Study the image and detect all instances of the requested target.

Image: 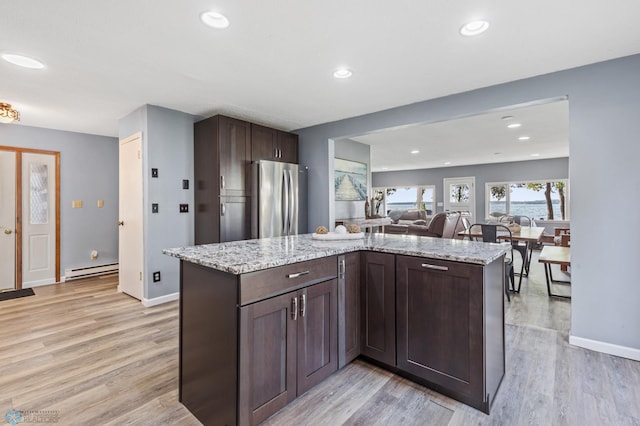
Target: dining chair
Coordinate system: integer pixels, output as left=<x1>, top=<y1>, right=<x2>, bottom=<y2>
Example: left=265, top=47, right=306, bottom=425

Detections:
left=468, top=223, right=515, bottom=301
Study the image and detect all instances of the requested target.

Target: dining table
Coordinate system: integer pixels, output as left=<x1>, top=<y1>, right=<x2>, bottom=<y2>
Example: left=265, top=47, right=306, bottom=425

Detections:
left=461, top=226, right=546, bottom=292
left=538, top=245, right=571, bottom=298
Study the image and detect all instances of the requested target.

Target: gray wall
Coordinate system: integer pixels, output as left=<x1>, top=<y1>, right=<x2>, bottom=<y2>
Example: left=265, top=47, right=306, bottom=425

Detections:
left=295, top=54, right=640, bottom=355
left=334, top=138, right=371, bottom=221
left=119, top=105, right=195, bottom=301
left=372, top=157, right=569, bottom=219
left=0, top=124, right=118, bottom=271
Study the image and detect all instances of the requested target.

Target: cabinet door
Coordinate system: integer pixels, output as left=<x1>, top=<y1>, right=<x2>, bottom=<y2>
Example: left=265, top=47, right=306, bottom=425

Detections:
left=297, top=279, right=338, bottom=394
left=396, top=255, right=484, bottom=399
left=277, top=131, right=298, bottom=164
left=360, top=252, right=396, bottom=366
left=251, top=123, right=277, bottom=162
left=338, top=253, right=360, bottom=368
left=239, top=292, right=298, bottom=426
left=219, top=116, right=251, bottom=196
left=220, top=196, right=250, bottom=242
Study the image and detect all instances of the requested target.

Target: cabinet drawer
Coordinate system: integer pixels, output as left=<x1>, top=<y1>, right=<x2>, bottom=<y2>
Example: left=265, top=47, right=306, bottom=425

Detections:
left=240, top=257, right=337, bottom=306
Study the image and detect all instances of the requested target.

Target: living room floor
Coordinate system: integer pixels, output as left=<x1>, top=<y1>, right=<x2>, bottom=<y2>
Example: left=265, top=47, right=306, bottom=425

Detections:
left=0, top=250, right=638, bottom=425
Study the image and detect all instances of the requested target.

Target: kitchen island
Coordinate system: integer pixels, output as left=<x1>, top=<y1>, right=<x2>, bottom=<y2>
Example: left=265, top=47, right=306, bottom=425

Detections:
left=164, top=233, right=507, bottom=425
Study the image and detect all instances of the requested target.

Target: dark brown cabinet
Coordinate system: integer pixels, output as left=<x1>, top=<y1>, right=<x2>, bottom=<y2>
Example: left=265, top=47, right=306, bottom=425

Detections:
left=396, top=255, right=505, bottom=413
left=194, top=115, right=251, bottom=243
left=338, top=252, right=360, bottom=368
left=251, top=123, right=298, bottom=164
left=239, top=278, right=337, bottom=425
left=360, top=251, right=396, bottom=366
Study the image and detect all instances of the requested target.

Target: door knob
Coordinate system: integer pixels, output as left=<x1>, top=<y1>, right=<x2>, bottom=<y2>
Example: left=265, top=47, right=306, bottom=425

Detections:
left=118, top=221, right=124, bottom=226
left=4, top=229, right=12, bottom=235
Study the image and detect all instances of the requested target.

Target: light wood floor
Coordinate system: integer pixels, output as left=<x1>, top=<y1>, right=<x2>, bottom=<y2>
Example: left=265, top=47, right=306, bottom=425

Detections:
left=0, top=253, right=638, bottom=425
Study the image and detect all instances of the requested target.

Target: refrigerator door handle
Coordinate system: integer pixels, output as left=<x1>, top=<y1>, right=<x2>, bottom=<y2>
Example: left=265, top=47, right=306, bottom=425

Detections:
left=282, top=169, right=289, bottom=234
left=288, top=169, right=295, bottom=235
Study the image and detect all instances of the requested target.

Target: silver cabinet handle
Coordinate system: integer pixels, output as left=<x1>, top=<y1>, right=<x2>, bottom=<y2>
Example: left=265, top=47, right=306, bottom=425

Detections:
left=292, top=296, right=298, bottom=320
left=287, top=271, right=310, bottom=279
left=220, top=175, right=225, bottom=189
left=338, top=259, right=346, bottom=279
left=300, top=294, right=306, bottom=317
left=221, top=203, right=226, bottom=216
left=421, top=263, right=449, bottom=271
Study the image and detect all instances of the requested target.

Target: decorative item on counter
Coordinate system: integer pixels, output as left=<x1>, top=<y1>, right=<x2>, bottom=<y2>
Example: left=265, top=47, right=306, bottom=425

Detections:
left=370, top=197, right=375, bottom=217
left=364, top=199, right=370, bottom=218
left=315, top=226, right=329, bottom=234
left=334, top=225, right=347, bottom=234
left=346, top=224, right=361, bottom=233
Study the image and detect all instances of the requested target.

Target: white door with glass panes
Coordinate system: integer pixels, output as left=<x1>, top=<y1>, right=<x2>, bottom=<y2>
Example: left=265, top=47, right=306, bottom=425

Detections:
left=22, top=152, right=57, bottom=286
left=443, top=177, right=475, bottom=223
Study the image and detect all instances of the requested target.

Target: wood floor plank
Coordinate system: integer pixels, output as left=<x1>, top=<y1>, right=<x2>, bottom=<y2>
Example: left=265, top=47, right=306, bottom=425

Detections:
left=0, top=254, right=638, bottom=426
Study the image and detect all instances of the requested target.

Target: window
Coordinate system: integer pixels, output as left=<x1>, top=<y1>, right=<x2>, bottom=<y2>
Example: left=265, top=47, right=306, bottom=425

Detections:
left=373, top=185, right=435, bottom=216
left=486, top=180, right=569, bottom=220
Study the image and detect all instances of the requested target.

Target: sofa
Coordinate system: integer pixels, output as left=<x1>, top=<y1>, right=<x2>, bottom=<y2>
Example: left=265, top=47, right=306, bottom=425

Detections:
left=384, top=209, right=431, bottom=234
left=407, top=211, right=469, bottom=239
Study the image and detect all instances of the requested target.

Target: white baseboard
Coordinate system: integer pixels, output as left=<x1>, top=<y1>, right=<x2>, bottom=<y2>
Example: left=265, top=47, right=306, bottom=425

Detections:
left=142, top=292, right=179, bottom=307
left=569, top=335, right=640, bottom=361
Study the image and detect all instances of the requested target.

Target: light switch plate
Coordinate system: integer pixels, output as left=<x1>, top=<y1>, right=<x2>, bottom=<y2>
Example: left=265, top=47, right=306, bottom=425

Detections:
left=72, top=200, right=83, bottom=208
left=152, top=203, right=159, bottom=213
left=151, top=168, right=158, bottom=178
left=97, top=199, right=104, bottom=208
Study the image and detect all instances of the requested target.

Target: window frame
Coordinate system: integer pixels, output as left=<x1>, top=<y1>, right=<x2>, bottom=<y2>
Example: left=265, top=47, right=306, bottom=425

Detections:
left=485, top=179, right=570, bottom=221
left=373, top=185, right=436, bottom=216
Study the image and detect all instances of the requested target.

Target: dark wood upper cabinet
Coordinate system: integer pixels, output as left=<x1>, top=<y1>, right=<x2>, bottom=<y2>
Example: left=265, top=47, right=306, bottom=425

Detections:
left=251, top=123, right=298, bottom=164
left=360, top=251, right=396, bottom=366
left=194, top=115, right=251, bottom=244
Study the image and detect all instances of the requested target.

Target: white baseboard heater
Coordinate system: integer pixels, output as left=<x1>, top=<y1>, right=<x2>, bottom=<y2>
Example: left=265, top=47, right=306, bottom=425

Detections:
left=64, top=262, right=119, bottom=280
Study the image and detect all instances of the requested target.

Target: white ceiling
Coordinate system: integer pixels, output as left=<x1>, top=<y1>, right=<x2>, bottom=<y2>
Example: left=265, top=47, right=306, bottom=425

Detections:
left=2, top=1, right=639, bottom=164
left=352, top=99, right=570, bottom=171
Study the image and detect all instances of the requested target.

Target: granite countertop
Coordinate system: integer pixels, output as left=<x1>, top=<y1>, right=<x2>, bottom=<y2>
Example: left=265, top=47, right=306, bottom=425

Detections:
left=163, top=233, right=508, bottom=275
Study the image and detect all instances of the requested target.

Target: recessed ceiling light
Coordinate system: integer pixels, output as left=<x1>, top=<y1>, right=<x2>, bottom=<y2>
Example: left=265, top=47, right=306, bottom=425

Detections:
left=333, top=68, right=353, bottom=79
left=518, top=136, right=531, bottom=141
left=2, top=53, right=45, bottom=69
left=444, top=161, right=452, bottom=165
left=410, top=150, right=420, bottom=154
left=507, top=123, right=521, bottom=129
left=460, top=20, right=489, bottom=36
left=381, top=167, right=389, bottom=170
left=200, top=11, right=230, bottom=29
left=531, top=153, right=540, bottom=157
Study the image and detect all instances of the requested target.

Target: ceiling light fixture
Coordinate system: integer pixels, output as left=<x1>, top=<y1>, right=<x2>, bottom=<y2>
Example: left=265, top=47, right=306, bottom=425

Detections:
left=410, top=150, right=420, bottom=154
left=460, top=20, right=489, bottom=36
left=531, top=153, right=540, bottom=157
left=0, top=102, right=20, bottom=124
left=200, top=11, right=230, bottom=29
left=518, top=136, right=531, bottom=141
left=1, top=53, right=45, bottom=69
left=507, top=123, right=521, bottom=129
left=333, top=68, right=353, bottom=79
left=444, top=161, right=452, bottom=165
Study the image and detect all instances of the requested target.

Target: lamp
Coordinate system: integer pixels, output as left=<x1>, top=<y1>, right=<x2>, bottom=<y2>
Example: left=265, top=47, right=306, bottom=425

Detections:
left=0, top=102, right=20, bottom=124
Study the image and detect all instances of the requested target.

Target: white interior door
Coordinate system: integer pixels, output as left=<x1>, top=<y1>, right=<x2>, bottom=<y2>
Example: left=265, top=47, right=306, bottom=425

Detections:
left=22, top=152, right=57, bottom=287
left=443, top=176, right=476, bottom=223
left=0, top=151, right=17, bottom=291
left=118, top=133, right=143, bottom=300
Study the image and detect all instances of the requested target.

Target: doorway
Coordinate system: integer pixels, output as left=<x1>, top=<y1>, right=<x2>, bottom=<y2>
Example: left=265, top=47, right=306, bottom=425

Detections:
left=443, top=176, right=476, bottom=223
left=0, top=146, right=60, bottom=290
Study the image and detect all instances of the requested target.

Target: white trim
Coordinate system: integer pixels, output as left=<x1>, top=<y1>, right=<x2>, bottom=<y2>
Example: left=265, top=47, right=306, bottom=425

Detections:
left=142, top=292, right=179, bottom=307
left=569, top=335, right=640, bottom=361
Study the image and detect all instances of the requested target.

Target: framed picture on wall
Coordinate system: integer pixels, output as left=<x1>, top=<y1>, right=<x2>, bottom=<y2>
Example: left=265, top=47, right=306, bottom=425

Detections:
left=335, top=158, right=367, bottom=201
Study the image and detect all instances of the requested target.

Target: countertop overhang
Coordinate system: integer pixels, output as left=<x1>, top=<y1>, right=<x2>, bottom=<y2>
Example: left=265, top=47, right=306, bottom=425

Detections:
left=163, top=234, right=508, bottom=275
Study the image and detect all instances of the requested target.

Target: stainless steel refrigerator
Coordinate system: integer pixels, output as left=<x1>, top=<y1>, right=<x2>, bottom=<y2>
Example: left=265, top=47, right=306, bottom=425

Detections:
left=252, top=160, right=299, bottom=238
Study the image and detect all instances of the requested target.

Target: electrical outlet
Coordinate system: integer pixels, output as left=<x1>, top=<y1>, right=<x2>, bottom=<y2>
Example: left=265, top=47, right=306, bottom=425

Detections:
left=182, top=179, right=189, bottom=189
left=179, top=204, right=189, bottom=213
left=153, top=271, right=161, bottom=282
left=151, top=168, right=158, bottom=178
left=152, top=203, right=159, bottom=213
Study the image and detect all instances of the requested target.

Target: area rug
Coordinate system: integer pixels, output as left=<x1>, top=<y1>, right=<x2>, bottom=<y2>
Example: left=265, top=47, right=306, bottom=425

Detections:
left=0, top=288, right=35, bottom=302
